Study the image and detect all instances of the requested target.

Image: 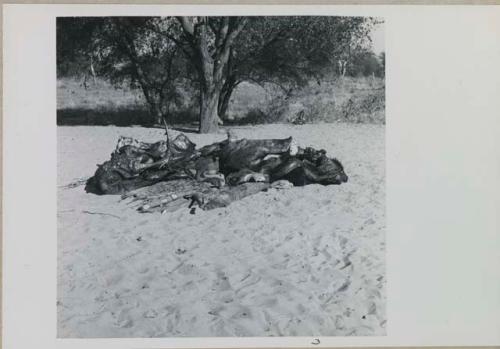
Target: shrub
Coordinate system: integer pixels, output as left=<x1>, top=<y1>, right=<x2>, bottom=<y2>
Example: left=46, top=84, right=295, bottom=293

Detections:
left=340, top=87, right=385, bottom=123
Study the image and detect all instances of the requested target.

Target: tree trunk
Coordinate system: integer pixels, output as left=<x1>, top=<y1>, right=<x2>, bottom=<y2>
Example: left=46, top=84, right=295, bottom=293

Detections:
left=145, top=98, right=164, bottom=125
left=90, top=56, right=97, bottom=85
left=218, top=91, right=231, bottom=120
left=218, top=78, right=237, bottom=120
left=155, top=110, right=164, bottom=125
left=199, top=86, right=220, bottom=133
left=176, top=16, right=247, bottom=133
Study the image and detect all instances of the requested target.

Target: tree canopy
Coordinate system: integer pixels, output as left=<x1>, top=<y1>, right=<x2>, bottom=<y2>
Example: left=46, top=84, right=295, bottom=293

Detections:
left=57, top=16, right=380, bottom=133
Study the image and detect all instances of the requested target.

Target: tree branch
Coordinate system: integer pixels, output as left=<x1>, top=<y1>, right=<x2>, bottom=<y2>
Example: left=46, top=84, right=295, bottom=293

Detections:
left=212, top=17, right=248, bottom=87
left=176, top=16, right=194, bottom=36
left=224, top=17, right=248, bottom=48
left=215, top=17, right=229, bottom=56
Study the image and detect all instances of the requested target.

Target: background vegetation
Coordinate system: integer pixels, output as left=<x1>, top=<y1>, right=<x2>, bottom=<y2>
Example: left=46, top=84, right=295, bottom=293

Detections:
left=57, top=16, right=385, bottom=131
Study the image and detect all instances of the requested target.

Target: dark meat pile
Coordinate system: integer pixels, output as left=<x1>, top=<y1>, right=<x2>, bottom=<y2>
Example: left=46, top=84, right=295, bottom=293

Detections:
left=85, top=132, right=348, bottom=211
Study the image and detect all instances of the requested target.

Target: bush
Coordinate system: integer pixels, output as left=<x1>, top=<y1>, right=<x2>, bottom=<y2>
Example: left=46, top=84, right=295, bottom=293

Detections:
left=57, top=75, right=385, bottom=127
left=254, top=76, right=385, bottom=125
left=339, top=87, right=385, bottom=123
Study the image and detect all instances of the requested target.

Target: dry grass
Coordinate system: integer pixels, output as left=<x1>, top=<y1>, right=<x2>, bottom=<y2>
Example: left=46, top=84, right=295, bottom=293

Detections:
left=57, top=75, right=384, bottom=127
left=57, top=78, right=145, bottom=110
left=226, top=77, right=385, bottom=125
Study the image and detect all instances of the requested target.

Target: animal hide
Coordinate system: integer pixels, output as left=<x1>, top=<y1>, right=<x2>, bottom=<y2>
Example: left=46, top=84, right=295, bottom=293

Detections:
left=86, top=133, right=348, bottom=212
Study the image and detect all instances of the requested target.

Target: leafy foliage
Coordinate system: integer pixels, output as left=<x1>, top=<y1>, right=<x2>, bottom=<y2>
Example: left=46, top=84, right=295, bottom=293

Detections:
left=349, top=50, right=384, bottom=77
left=57, top=16, right=382, bottom=129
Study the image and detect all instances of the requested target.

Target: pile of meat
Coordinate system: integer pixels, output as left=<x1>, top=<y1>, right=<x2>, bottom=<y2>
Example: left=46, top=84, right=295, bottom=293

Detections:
left=85, top=132, right=348, bottom=212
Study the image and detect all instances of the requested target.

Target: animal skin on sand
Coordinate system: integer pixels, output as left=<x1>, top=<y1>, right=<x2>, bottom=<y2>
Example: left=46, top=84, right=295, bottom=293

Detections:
left=87, top=132, right=348, bottom=211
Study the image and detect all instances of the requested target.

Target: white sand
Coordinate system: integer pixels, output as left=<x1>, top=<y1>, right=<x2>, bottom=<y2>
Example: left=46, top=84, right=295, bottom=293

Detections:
left=57, top=123, right=385, bottom=337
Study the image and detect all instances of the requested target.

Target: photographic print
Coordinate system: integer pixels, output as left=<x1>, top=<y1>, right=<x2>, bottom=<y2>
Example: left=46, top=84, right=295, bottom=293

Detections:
left=57, top=15, right=386, bottom=338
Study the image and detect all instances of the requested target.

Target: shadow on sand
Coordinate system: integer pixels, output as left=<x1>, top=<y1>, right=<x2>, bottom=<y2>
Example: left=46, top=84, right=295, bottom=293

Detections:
left=57, top=107, right=200, bottom=129
left=57, top=107, right=276, bottom=131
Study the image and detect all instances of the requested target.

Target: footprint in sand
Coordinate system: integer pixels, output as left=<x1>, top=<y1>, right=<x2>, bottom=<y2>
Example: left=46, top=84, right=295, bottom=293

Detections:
left=208, top=304, right=226, bottom=316
left=321, top=199, right=332, bottom=206
left=336, top=278, right=351, bottom=292
left=143, top=309, right=158, bottom=318
left=102, top=271, right=124, bottom=287
left=283, top=198, right=293, bottom=207
left=235, top=273, right=261, bottom=294
left=367, top=302, right=377, bottom=315
left=114, top=310, right=134, bottom=328
left=364, top=217, right=376, bottom=225
left=221, top=294, right=234, bottom=304
left=230, top=305, right=253, bottom=321
left=177, top=263, right=195, bottom=275
left=212, top=270, right=232, bottom=292
left=137, top=266, right=150, bottom=274
left=340, top=251, right=354, bottom=270
left=181, top=280, right=196, bottom=291
left=260, top=297, right=278, bottom=308
left=136, top=219, right=150, bottom=226
left=339, top=236, right=349, bottom=249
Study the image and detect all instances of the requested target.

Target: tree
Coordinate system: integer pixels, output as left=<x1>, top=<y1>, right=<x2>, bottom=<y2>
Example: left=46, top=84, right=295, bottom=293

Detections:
left=349, top=50, right=383, bottom=77
left=149, top=16, right=373, bottom=131
left=174, top=17, right=248, bottom=133
left=99, top=18, right=187, bottom=125
left=57, top=16, right=376, bottom=133
left=57, top=17, right=186, bottom=125
left=57, top=17, right=103, bottom=84
left=213, top=16, right=375, bottom=119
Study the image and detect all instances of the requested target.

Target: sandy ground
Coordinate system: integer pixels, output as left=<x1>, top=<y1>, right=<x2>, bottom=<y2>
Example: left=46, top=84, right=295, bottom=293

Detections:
left=57, top=123, right=385, bottom=337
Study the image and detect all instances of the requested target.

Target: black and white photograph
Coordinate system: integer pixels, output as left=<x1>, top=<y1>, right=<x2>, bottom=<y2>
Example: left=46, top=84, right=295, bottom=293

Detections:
left=4, top=3, right=500, bottom=349
left=56, top=15, right=386, bottom=338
